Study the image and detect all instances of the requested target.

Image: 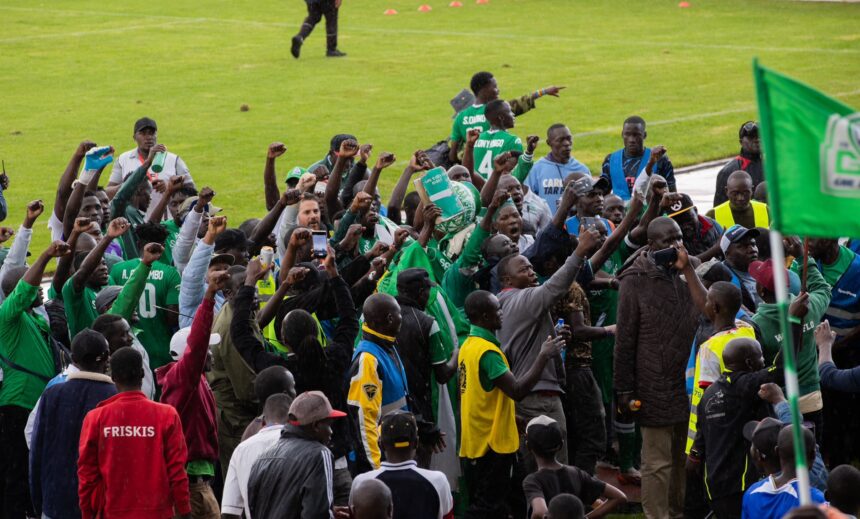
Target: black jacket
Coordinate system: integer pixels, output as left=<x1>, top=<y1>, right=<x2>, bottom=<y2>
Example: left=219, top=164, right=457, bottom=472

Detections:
left=248, top=425, right=334, bottom=519
left=231, top=276, right=358, bottom=460
left=713, top=153, right=764, bottom=206
left=395, top=295, right=438, bottom=423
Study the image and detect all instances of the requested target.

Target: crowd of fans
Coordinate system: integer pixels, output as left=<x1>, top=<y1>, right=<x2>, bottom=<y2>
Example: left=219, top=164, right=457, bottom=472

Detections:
left=1, top=71, right=860, bottom=519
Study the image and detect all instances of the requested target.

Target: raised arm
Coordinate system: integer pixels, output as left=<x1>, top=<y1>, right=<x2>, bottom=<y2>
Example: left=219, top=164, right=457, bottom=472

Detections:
left=170, top=268, right=225, bottom=390
left=387, top=151, right=428, bottom=225
left=362, top=151, right=396, bottom=199
left=148, top=176, right=185, bottom=224
left=628, top=177, right=669, bottom=246
left=264, top=142, right=286, bottom=211
left=178, top=215, right=227, bottom=328
left=325, top=140, right=359, bottom=217
left=63, top=146, right=114, bottom=238
left=53, top=140, right=96, bottom=221
left=339, top=146, right=371, bottom=210
left=493, top=335, right=565, bottom=401
left=111, top=145, right=161, bottom=219
left=250, top=189, right=300, bottom=248
left=679, top=246, right=708, bottom=316
left=589, top=195, right=644, bottom=272
left=511, top=135, right=539, bottom=184
left=463, top=128, right=482, bottom=190
left=109, top=243, right=163, bottom=320
left=52, top=217, right=95, bottom=295
left=479, top=152, right=517, bottom=208
left=172, top=187, right=213, bottom=273
left=231, top=259, right=289, bottom=371
left=71, top=218, right=128, bottom=293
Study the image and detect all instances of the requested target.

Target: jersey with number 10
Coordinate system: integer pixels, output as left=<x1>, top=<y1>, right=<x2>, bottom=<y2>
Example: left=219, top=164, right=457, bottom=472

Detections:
left=472, top=129, right=524, bottom=179
left=109, top=259, right=181, bottom=369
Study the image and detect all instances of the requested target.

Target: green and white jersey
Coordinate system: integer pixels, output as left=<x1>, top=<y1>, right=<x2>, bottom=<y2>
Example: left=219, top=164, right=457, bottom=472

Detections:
left=472, top=128, right=524, bottom=179
left=109, top=258, right=181, bottom=369
left=450, top=104, right=489, bottom=144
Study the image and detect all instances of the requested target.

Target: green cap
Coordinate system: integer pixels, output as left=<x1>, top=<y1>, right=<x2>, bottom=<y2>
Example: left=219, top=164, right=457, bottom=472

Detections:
left=285, top=166, right=307, bottom=184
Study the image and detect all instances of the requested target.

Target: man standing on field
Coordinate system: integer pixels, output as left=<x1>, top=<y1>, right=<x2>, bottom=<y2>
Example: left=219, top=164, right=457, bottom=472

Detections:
left=291, top=0, right=346, bottom=58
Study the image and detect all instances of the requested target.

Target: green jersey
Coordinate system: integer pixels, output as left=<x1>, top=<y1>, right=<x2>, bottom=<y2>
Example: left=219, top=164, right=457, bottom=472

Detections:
left=162, top=219, right=181, bottom=267
left=62, top=278, right=101, bottom=339
left=450, top=104, right=489, bottom=144
left=473, top=129, right=523, bottom=179
left=109, top=259, right=181, bottom=368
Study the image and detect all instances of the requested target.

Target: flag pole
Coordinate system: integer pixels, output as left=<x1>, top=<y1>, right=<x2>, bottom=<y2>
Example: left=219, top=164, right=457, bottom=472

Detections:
left=768, top=229, right=812, bottom=505
left=801, top=238, right=809, bottom=293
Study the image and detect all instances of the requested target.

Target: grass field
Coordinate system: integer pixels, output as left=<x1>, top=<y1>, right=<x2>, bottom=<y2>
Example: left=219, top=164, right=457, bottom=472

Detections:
left=1, top=0, right=859, bottom=258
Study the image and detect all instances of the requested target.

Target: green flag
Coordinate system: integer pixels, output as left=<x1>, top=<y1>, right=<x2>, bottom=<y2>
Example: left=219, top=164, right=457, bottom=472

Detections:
left=754, top=60, right=860, bottom=238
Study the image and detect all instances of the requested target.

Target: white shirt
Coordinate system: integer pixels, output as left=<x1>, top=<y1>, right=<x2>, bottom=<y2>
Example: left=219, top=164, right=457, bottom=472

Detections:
left=350, top=460, right=454, bottom=519
left=221, top=424, right=284, bottom=518
left=109, top=148, right=193, bottom=220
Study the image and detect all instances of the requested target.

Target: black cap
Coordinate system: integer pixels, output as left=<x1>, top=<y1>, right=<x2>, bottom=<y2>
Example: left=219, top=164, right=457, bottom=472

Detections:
left=330, top=134, right=357, bottom=152
left=397, top=268, right=436, bottom=289
left=526, top=415, right=564, bottom=453
left=380, top=411, right=418, bottom=448
left=739, top=121, right=759, bottom=139
left=569, top=175, right=610, bottom=197
left=666, top=193, right=695, bottom=218
left=743, top=417, right=783, bottom=455
left=134, top=117, right=158, bottom=134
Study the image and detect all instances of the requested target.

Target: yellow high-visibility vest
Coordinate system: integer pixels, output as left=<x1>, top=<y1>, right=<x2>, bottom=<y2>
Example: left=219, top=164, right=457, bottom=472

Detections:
left=713, top=200, right=770, bottom=229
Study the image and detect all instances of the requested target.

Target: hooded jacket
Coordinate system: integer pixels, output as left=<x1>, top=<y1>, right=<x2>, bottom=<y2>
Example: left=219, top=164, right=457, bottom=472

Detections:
left=77, top=391, right=190, bottom=519
left=247, top=424, right=335, bottom=519
left=156, top=297, right=219, bottom=464
left=30, top=371, right=117, bottom=519
left=614, top=248, right=700, bottom=427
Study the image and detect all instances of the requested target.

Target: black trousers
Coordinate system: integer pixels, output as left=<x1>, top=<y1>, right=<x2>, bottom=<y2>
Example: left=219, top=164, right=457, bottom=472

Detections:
left=298, top=0, right=339, bottom=51
left=565, top=366, right=607, bottom=476
left=0, top=405, right=33, bottom=518
left=683, top=469, right=711, bottom=519
left=708, top=492, right=743, bottom=519
left=463, top=450, right=516, bottom=519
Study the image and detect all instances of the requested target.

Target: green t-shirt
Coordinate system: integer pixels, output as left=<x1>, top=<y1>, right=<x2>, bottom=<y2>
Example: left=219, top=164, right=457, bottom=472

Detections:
left=473, top=129, right=523, bottom=179
left=62, top=278, right=101, bottom=339
left=819, top=245, right=855, bottom=287
left=478, top=350, right=509, bottom=392
left=162, top=219, right=181, bottom=267
left=450, top=104, right=489, bottom=144
left=109, top=259, right=181, bottom=369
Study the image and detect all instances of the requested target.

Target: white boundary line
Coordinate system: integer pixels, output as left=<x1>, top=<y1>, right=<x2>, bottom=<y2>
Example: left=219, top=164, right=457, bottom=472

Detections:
left=0, top=19, right=199, bottom=44
left=1, top=5, right=858, bottom=54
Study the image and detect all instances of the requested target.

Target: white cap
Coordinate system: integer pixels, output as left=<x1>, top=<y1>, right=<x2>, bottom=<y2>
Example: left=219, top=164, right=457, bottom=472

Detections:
left=169, top=327, right=221, bottom=360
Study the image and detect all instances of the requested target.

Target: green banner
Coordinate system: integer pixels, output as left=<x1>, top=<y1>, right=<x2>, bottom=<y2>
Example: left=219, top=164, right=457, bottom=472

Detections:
left=754, top=60, right=860, bottom=238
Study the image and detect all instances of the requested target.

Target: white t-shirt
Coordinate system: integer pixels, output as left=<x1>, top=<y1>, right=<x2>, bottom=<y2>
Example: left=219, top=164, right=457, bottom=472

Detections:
left=221, top=424, right=283, bottom=518
left=109, top=148, right=193, bottom=219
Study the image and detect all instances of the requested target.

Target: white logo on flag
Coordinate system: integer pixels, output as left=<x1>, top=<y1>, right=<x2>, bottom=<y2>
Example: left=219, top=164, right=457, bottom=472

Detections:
left=822, top=113, right=860, bottom=198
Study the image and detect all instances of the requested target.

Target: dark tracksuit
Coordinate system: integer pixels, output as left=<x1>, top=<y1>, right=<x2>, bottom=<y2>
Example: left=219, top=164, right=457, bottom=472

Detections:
left=297, top=0, right=339, bottom=52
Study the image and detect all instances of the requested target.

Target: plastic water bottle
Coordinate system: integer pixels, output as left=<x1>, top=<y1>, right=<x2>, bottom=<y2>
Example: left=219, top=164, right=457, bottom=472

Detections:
left=555, top=318, right=566, bottom=361
left=151, top=151, right=167, bottom=173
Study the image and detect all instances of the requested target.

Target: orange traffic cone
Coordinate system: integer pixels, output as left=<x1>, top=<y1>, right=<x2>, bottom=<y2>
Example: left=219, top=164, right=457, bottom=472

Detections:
left=384, top=8, right=398, bottom=14
left=449, top=1, right=463, bottom=6
left=476, top=0, right=489, bottom=4
left=418, top=4, right=432, bottom=11
left=678, top=1, right=690, bottom=6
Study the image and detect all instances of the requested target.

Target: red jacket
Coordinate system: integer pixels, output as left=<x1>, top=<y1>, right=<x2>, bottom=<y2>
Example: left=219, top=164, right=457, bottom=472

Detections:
left=156, top=297, right=219, bottom=463
left=77, top=391, right=190, bottom=519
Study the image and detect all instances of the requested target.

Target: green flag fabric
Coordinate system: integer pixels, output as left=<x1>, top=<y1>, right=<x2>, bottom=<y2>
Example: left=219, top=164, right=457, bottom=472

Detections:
left=754, top=60, right=860, bottom=238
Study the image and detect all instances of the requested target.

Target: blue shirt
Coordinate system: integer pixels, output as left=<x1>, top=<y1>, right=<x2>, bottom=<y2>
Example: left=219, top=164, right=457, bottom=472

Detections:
left=525, top=156, right=590, bottom=210
left=742, top=477, right=826, bottom=519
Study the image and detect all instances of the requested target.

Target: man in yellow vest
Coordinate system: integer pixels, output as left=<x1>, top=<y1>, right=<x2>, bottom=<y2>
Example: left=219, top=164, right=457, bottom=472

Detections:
left=458, top=290, right=564, bottom=519
left=707, top=170, right=769, bottom=230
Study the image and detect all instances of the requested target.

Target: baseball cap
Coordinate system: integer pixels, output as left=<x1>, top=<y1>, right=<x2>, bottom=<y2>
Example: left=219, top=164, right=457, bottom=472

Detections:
left=719, top=224, right=760, bottom=254
left=209, top=253, right=235, bottom=268
left=285, top=166, right=307, bottom=184
left=666, top=194, right=695, bottom=218
left=739, top=121, right=759, bottom=139
left=169, top=327, right=221, bottom=360
left=397, top=268, right=436, bottom=289
left=743, top=417, right=783, bottom=455
left=94, top=286, right=123, bottom=314
left=178, top=196, right=222, bottom=216
left=749, top=259, right=789, bottom=293
left=569, top=175, right=610, bottom=197
left=134, top=117, right=158, bottom=134
left=380, top=411, right=418, bottom=448
left=526, top=415, right=564, bottom=453
left=289, top=390, right=347, bottom=425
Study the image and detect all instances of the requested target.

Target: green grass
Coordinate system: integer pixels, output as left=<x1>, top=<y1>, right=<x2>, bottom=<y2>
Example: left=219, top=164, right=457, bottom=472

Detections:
left=1, top=0, right=859, bottom=259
